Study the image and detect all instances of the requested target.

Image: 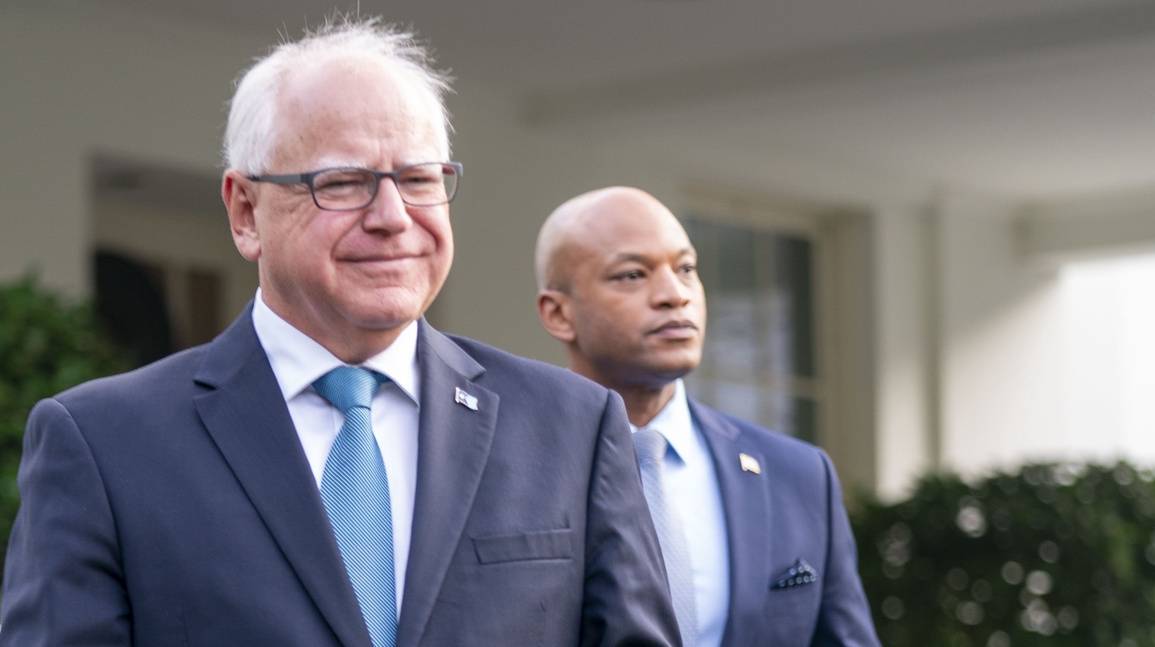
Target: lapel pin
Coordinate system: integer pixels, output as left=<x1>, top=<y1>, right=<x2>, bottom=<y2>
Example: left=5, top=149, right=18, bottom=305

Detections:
left=739, top=452, right=762, bottom=475
left=454, top=387, right=479, bottom=411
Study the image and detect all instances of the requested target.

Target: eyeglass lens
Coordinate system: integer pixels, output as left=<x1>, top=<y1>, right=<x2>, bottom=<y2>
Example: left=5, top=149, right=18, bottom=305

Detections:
left=312, top=163, right=458, bottom=208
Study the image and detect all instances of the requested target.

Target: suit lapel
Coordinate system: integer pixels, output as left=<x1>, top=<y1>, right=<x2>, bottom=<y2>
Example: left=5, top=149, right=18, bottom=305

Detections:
left=396, top=322, right=499, bottom=647
left=192, top=308, right=373, bottom=647
left=690, top=400, right=773, bottom=647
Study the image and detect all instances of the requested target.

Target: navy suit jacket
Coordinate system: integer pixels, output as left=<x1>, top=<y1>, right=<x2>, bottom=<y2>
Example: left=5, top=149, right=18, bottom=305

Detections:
left=689, top=400, right=879, bottom=647
left=0, top=310, right=679, bottom=647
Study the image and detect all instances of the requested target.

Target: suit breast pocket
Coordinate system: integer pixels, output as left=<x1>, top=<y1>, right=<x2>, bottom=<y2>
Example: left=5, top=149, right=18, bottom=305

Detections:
left=471, top=528, right=574, bottom=565
left=431, top=528, right=579, bottom=645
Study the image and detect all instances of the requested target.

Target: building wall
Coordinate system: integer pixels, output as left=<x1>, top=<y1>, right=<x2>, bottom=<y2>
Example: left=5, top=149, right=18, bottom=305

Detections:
left=0, top=1, right=253, bottom=295
left=7, top=0, right=1155, bottom=497
left=0, top=0, right=676, bottom=366
left=935, top=194, right=1069, bottom=475
left=929, top=192, right=1155, bottom=481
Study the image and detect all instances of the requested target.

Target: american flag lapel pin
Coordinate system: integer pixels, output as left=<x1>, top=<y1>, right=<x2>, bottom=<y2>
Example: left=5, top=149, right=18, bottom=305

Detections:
left=454, top=386, right=479, bottom=411
left=739, top=452, right=762, bottom=474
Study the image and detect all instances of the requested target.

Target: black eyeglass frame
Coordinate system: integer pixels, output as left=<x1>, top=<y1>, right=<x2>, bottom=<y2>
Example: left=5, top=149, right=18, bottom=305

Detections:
left=246, top=161, right=464, bottom=210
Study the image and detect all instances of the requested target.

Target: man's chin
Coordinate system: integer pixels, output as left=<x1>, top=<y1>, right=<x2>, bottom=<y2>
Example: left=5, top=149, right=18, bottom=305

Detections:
left=350, top=312, right=420, bottom=332
left=648, top=349, right=702, bottom=376
left=637, top=359, right=699, bottom=386
left=343, top=291, right=429, bottom=328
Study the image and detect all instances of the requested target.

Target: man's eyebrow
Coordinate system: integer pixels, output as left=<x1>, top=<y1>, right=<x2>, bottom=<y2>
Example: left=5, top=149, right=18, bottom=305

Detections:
left=608, top=252, right=649, bottom=264
left=607, top=248, right=695, bottom=264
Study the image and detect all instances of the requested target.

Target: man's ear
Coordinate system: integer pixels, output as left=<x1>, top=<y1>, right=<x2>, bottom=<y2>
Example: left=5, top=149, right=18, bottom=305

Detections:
left=537, top=289, right=576, bottom=343
left=222, top=170, right=261, bottom=262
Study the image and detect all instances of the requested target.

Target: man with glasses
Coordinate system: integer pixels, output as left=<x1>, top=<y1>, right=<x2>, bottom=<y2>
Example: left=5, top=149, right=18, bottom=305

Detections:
left=535, top=187, right=880, bottom=646
left=0, top=19, right=678, bottom=647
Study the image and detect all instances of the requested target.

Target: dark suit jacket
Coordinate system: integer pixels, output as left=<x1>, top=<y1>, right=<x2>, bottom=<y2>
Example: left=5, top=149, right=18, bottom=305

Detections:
left=689, top=400, right=879, bottom=647
left=0, top=309, right=679, bottom=647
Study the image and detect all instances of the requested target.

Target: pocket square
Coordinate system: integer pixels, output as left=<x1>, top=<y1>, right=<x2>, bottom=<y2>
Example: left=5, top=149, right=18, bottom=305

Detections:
left=771, top=558, right=818, bottom=590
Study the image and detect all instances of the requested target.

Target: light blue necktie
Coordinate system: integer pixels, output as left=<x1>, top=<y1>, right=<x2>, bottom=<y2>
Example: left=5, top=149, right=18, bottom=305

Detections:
left=634, top=427, right=699, bottom=647
left=314, top=366, right=398, bottom=647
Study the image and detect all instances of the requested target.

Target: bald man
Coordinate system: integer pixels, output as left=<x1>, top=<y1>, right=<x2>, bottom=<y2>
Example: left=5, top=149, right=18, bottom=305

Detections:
left=535, top=187, right=880, bottom=647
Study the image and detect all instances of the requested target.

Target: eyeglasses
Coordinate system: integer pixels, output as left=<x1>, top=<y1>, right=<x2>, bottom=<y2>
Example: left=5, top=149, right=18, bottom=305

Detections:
left=247, top=161, right=463, bottom=210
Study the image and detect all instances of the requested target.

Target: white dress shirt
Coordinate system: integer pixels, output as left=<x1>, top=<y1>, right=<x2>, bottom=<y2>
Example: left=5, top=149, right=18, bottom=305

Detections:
left=252, top=290, right=420, bottom=616
left=632, top=379, right=731, bottom=647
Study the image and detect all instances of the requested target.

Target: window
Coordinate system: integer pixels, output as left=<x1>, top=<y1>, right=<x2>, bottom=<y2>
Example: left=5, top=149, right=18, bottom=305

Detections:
left=684, top=215, right=821, bottom=442
left=90, top=154, right=256, bottom=367
left=93, top=247, right=225, bottom=366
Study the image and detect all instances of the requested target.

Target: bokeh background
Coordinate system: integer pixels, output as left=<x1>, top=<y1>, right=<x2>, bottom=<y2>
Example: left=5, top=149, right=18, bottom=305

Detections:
left=3, top=0, right=1155, bottom=643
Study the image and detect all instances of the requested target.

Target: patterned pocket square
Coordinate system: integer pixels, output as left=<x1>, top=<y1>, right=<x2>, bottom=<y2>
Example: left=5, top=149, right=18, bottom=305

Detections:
left=771, top=558, right=818, bottom=590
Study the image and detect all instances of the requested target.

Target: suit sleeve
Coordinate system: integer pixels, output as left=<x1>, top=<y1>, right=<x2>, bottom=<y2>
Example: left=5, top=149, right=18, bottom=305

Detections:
left=579, top=390, right=681, bottom=647
left=811, top=450, right=881, bottom=647
left=0, top=398, right=131, bottom=646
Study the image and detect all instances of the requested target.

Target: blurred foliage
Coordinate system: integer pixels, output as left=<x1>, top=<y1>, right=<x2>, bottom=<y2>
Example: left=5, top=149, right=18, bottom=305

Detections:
left=0, top=274, right=129, bottom=566
left=852, top=462, right=1155, bottom=647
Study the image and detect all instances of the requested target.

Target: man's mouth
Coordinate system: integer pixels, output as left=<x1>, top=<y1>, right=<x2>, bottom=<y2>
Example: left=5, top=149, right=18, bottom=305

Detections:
left=342, top=252, right=421, bottom=264
left=647, top=320, right=699, bottom=339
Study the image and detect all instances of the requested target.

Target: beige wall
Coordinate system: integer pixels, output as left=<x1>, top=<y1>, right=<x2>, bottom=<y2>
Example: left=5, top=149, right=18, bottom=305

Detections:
left=0, top=0, right=676, bottom=364
left=435, top=88, right=682, bottom=363
left=0, top=1, right=253, bottom=295
left=91, top=195, right=256, bottom=322
left=937, top=192, right=1155, bottom=477
left=935, top=194, right=1068, bottom=475
left=7, top=0, right=1155, bottom=497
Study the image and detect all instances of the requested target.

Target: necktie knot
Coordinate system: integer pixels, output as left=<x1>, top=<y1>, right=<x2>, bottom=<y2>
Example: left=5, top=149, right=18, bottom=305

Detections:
left=633, top=427, right=669, bottom=467
left=314, top=366, right=385, bottom=413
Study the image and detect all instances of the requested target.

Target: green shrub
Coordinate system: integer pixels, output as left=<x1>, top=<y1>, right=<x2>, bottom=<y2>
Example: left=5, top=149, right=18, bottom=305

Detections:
left=0, top=275, right=129, bottom=569
left=852, top=462, right=1155, bottom=646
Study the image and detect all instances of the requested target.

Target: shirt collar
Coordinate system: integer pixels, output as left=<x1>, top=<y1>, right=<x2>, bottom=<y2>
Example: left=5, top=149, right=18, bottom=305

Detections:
left=251, top=288, right=420, bottom=405
left=631, top=379, right=696, bottom=464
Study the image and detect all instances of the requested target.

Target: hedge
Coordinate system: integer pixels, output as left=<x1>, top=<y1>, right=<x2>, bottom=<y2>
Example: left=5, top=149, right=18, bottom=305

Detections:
left=852, top=462, right=1155, bottom=646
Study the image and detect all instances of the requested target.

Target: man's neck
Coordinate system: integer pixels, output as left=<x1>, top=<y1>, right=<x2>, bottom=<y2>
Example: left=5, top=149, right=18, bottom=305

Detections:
left=258, top=290, right=406, bottom=364
left=616, top=381, right=678, bottom=428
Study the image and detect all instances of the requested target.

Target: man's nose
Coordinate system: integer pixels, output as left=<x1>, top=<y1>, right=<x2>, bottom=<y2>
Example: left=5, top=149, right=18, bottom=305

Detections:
left=651, top=266, right=692, bottom=308
left=362, top=177, right=413, bottom=232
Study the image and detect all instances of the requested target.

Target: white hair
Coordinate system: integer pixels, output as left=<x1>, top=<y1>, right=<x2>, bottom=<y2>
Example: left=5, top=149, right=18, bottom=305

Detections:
left=223, top=16, right=453, bottom=174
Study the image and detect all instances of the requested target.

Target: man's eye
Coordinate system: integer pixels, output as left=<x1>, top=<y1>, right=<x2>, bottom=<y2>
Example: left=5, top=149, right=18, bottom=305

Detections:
left=679, top=263, right=698, bottom=275
left=318, top=179, right=361, bottom=189
left=315, top=173, right=369, bottom=191
left=400, top=173, right=438, bottom=185
left=398, top=165, right=441, bottom=184
left=612, top=270, right=644, bottom=281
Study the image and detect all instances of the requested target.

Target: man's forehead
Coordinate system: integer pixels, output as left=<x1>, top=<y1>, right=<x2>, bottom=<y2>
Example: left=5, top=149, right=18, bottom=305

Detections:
left=271, top=60, right=446, bottom=167
left=269, top=123, right=442, bottom=170
left=280, top=66, right=426, bottom=126
left=578, top=208, right=691, bottom=248
left=580, top=191, right=683, bottom=231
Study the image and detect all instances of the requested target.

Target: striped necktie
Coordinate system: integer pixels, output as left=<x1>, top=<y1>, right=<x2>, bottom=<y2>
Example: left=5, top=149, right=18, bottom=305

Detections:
left=634, top=427, right=699, bottom=646
left=313, top=366, right=398, bottom=647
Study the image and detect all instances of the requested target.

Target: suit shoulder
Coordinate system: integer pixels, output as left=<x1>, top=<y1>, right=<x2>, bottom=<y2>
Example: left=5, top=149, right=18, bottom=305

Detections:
left=693, top=400, right=851, bottom=514
left=693, top=399, right=835, bottom=472
left=704, top=402, right=821, bottom=450
left=447, top=334, right=611, bottom=403
left=53, top=344, right=208, bottom=411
